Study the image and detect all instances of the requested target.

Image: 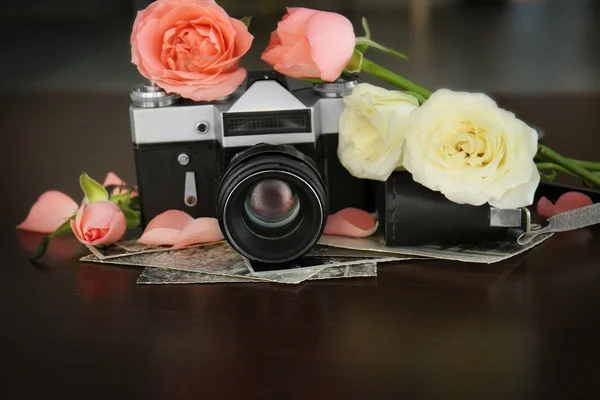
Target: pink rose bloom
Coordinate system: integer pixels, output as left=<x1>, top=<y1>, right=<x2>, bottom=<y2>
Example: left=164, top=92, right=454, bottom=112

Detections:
left=261, top=8, right=355, bottom=82
left=71, top=202, right=127, bottom=246
left=131, top=0, right=254, bottom=101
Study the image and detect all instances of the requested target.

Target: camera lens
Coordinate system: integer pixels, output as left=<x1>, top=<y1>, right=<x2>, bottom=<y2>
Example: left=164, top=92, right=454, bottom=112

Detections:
left=245, top=179, right=300, bottom=230
left=217, top=145, right=327, bottom=264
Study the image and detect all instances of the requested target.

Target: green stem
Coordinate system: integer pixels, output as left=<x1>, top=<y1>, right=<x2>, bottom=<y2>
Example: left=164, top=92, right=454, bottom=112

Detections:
left=536, top=162, right=575, bottom=177
left=30, top=217, right=74, bottom=262
left=361, top=57, right=432, bottom=100
left=569, top=159, right=600, bottom=171
left=537, top=144, right=600, bottom=189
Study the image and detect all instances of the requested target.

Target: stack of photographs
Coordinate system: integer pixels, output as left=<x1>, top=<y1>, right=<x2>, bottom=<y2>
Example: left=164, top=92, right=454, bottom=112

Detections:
left=79, top=232, right=553, bottom=285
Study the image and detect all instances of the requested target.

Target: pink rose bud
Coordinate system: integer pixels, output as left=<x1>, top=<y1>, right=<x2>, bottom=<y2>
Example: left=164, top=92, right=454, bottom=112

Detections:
left=262, top=8, right=356, bottom=82
left=130, top=0, right=254, bottom=101
left=70, top=201, right=127, bottom=246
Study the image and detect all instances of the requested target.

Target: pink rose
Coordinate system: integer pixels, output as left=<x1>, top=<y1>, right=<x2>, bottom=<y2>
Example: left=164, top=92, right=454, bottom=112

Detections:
left=131, top=0, right=254, bottom=101
left=261, top=8, right=355, bottom=82
left=70, top=202, right=127, bottom=246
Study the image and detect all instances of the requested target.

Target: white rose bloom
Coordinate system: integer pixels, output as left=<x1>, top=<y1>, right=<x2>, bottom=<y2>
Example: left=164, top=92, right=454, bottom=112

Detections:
left=338, top=83, right=420, bottom=181
left=402, top=89, right=540, bottom=209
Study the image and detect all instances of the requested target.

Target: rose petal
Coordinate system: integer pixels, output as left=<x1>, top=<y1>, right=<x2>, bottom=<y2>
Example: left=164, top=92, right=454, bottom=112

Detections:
left=143, top=210, right=195, bottom=233
left=277, top=8, right=317, bottom=45
left=323, top=208, right=378, bottom=238
left=229, top=17, right=254, bottom=58
left=261, top=31, right=285, bottom=65
left=136, top=19, right=166, bottom=77
left=157, top=68, right=246, bottom=101
left=536, top=196, right=556, bottom=218
left=536, top=192, right=593, bottom=218
left=172, top=218, right=224, bottom=249
left=554, top=192, right=593, bottom=214
left=17, top=191, right=78, bottom=234
left=103, top=172, right=125, bottom=187
left=71, top=205, right=86, bottom=240
left=138, top=228, right=183, bottom=246
left=90, top=211, right=127, bottom=246
left=275, top=37, right=320, bottom=79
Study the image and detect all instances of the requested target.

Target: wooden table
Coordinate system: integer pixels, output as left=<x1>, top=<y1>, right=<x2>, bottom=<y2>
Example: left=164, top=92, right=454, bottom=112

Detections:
left=1, top=93, right=599, bottom=399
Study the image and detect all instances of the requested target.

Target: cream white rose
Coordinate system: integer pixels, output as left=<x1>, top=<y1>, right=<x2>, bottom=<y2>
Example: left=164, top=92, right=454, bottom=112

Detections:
left=338, top=83, right=420, bottom=181
left=402, top=89, right=540, bottom=209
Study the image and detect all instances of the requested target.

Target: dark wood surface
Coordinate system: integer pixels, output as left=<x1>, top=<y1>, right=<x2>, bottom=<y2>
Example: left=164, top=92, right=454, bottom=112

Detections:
left=1, top=93, right=600, bottom=399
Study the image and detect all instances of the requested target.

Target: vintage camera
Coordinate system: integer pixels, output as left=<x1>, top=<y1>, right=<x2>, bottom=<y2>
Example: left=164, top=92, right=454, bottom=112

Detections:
left=129, top=71, right=374, bottom=263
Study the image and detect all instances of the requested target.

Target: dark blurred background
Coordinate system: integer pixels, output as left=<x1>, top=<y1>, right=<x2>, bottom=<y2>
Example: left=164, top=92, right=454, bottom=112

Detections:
left=1, top=0, right=599, bottom=95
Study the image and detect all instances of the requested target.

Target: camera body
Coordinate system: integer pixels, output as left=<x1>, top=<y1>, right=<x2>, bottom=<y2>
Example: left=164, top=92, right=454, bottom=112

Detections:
left=129, top=72, right=374, bottom=227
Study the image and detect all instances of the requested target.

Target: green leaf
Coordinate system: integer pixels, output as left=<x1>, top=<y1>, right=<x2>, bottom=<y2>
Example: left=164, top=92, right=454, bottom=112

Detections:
left=355, top=38, right=408, bottom=61
left=240, top=16, right=252, bottom=28
left=302, top=77, right=326, bottom=83
left=110, top=190, right=132, bottom=207
left=355, top=17, right=371, bottom=54
left=119, top=202, right=141, bottom=230
left=129, top=196, right=140, bottom=209
left=80, top=173, right=108, bottom=203
left=30, top=216, right=75, bottom=262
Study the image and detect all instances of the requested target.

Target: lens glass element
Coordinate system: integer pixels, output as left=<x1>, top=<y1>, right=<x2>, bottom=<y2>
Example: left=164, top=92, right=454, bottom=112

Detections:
left=244, top=179, right=300, bottom=229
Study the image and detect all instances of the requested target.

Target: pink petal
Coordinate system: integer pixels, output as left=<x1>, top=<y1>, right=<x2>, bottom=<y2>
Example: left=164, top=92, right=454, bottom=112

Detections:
left=229, top=17, right=254, bottom=58
left=103, top=172, right=138, bottom=198
left=323, top=208, right=378, bottom=238
left=536, top=196, right=556, bottom=218
left=172, top=218, right=224, bottom=249
left=90, top=211, right=127, bottom=246
left=277, top=37, right=321, bottom=79
left=17, top=191, right=78, bottom=234
left=277, top=8, right=318, bottom=45
left=156, top=68, right=247, bottom=101
left=305, top=11, right=355, bottom=82
left=143, top=210, right=194, bottom=233
left=261, top=31, right=286, bottom=65
left=138, top=228, right=182, bottom=246
left=103, top=172, right=125, bottom=187
left=71, top=205, right=86, bottom=240
left=537, top=192, right=593, bottom=218
left=553, top=192, right=593, bottom=214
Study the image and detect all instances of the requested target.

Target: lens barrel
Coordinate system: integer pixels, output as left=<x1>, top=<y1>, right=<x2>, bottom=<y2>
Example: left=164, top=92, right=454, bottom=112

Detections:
left=217, top=144, right=327, bottom=263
